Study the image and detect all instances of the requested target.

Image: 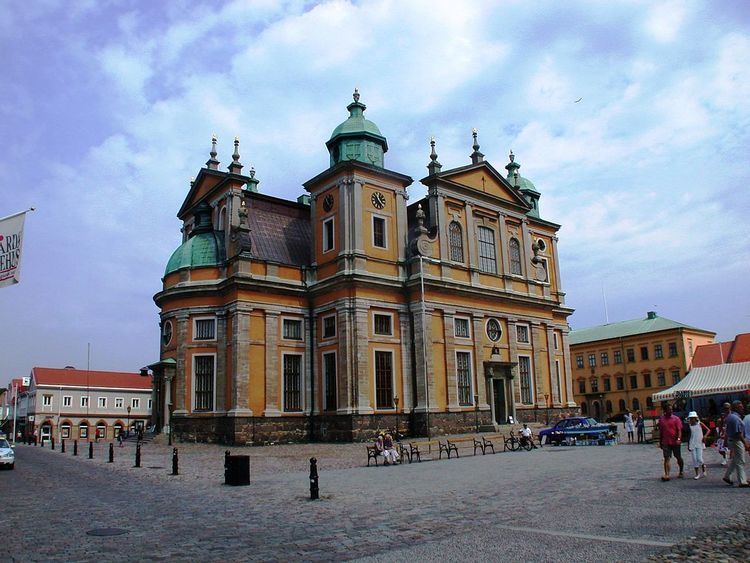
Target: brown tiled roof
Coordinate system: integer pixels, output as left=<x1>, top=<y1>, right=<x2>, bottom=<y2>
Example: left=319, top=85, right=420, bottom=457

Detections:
left=247, top=197, right=311, bottom=266
left=32, top=367, right=152, bottom=390
left=691, top=333, right=750, bottom=367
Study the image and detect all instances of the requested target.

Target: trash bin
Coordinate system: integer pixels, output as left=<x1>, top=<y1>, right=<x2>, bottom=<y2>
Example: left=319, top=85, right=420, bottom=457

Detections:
left=224, top=454, right=250, bottom=486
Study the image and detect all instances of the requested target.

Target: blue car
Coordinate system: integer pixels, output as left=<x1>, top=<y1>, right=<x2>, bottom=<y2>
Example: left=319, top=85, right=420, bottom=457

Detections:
left=539, top=417, right=618, bottom=445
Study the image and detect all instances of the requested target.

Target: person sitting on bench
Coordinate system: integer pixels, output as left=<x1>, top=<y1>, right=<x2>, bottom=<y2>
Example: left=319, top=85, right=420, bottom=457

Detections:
left=383, top=433, right=400, bottom=465
left=520, top=424, right=537, bottom=449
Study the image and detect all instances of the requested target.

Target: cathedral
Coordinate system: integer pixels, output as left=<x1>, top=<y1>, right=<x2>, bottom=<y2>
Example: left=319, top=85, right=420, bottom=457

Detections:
left=149, top=90, right=577, bottom=444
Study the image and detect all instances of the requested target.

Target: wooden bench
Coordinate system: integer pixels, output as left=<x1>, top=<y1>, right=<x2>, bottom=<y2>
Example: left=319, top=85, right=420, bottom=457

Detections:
left=366, top=443, right=412, bottom=466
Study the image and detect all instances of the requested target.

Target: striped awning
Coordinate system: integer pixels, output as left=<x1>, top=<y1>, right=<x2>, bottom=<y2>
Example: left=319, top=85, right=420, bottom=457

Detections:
left=652, top=361, right=750, bottom=402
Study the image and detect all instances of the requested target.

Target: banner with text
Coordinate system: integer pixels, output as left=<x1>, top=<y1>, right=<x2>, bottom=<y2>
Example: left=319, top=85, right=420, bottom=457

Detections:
left=0, top=211, right=27, bottom=288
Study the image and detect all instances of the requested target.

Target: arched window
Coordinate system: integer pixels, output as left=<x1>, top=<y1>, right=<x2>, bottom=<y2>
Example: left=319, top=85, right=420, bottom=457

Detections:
left=79, top=421, right=89, bottom=439
left=632, top=398, right=640, bottom=411
left=448, top=222, right=464, bottom=262
left=509, top=238, right=522, bottom=275
left=581, top=402, right=588, bottom=415
left=618, top=399, right=626, bottom=412
left=217, top=206, right=227, bottom=230
left=606, top=400, right=613, bottom=413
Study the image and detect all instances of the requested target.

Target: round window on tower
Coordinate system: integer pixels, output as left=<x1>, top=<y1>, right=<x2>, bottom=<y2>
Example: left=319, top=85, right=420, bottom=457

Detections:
left=536, top=238, right=546, bottom=252
left=162, top=320, right=173, bottom=347
left=486, top=318, right=502, bottom=342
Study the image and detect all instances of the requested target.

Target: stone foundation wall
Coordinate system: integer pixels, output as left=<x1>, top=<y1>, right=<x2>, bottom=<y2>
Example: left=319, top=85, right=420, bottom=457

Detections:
left=514, top=406, right=580, bottom=425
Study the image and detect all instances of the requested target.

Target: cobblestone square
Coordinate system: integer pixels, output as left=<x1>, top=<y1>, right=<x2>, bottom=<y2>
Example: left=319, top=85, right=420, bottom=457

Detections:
left=3, top=438, right=749, bottom=561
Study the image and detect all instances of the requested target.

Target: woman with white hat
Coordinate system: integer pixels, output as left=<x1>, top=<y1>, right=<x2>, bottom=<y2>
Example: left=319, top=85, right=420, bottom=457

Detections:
left=687, top=412, right=709, bottom=479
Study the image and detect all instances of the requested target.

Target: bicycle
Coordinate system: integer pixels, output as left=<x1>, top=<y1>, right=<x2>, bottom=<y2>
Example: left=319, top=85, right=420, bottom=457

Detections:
left=504, top=430, right=533, bottom=452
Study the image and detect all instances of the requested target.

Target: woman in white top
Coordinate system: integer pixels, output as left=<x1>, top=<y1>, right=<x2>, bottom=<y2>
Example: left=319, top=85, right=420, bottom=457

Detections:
left=687, top=411, right=709, bottom=479
left=623, top=411, right=635, bottom=443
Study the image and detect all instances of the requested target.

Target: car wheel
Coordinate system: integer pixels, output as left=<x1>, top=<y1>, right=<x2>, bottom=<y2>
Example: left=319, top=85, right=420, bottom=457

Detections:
left=9, top=464, right=14, bottom=470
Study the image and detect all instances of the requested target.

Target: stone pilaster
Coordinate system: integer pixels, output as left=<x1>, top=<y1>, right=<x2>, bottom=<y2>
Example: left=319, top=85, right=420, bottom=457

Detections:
left=263, top=312, right=282, bottom=416
left=398, top=312, right=413, bottom=412
left=352, top=179, right=364, bottom=253
left=443, top=311, right=459, bottom=411
left=413, top=307, right=436, bottom=413
left=531, top=322, right=546, bottom=407
left=561, top=328, right=577, bottom=407
left=354, top=305, right=372, bottom=414
left=472, top=314, right=489, bottom=408
left=498, top=214, right=513, bottom=290
left=551, top=236, right=564, bottom=304
left=337, top=307, right=354, bottom=414
left=521, top=219, right=533, bottom=281
left=215, top=310, right=227, bottom=413
left=507, top=319, right=522, bottom=405
left=162, top=370, right=173, bottom=434
left=545, top=325, right=559, bottom=408
left=465, top=204, right=479, bottom=285
left=305, top=314, right=314, bottom=415
left=228, top=309, right=252, bottom=416
left=173, top=313, right=189, bottom=415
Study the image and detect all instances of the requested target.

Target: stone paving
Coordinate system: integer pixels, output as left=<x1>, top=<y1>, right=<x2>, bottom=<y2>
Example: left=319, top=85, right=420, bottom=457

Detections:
left=3, top=437, right=749, bottom=562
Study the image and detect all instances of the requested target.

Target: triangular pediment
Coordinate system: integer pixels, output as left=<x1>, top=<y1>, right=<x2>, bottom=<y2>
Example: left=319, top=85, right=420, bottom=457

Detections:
left=427, top=162, right=531, bottom=210
left=177, top=168, right=250, bottom=219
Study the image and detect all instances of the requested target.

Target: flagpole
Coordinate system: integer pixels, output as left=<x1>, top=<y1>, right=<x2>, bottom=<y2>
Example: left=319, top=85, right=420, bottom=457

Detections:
left=0, top=207, right=35, bottom=222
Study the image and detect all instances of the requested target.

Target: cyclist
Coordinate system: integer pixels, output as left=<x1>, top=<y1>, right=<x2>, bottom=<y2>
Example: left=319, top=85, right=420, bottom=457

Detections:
left=520, top=424, right=538, bottom=449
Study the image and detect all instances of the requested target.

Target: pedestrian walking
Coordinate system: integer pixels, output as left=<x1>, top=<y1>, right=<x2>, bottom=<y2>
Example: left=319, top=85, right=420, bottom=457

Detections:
left=117, top=432, right=123, bottom=447
left=658, top=402, right=684, bottom=481
left=721, top=401, right=749, bottom=487
left=686, top=412, right=708, bottom=479
left=636, top=411, right=645, bottom=443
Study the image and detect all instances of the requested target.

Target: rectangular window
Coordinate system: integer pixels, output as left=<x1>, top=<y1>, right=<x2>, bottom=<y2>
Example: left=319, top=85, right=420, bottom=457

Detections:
left=373, top=313, right=393, bottom=336
left=98, top=397, right=107, bottom=408
left=456, top=351, right=473, bottom=405
left=42, top=395, right=52, bottom=407
left=626, top=348, right=635, bottom=363
left=194, top=356, right=213, bottom=411
left=115, top=398, right=124, bottom=409
left=538, top=258, right=549, bottom=283
left=194, top=318, right=216, bottom=341
left=147, top=399, right=152, bottom=410
left=671, top=370, right=680, bottom=385
left=79, top=425, right=88, bottom=439
left=283, top=318, right=303, bottom=340
left=323, top=352, right=337, bottom=411
left=454, top=317, right=471, bottom=339
left=640, top=346, right=649, bottom=361
left=654, top=344, right=663, bottom=359
left=588, top=354, right=596, bottom=368
left=63, top=396, right=72, bottom=408
left=630, top=375, right=638, bottom=389
left=477, top=226, right=497, bottom=274
left=61, top=425, right=71, bottom=439
left=283, top=355, right=303, bottom=412
left=668, top=342, right=678, bottom=357
left=578, top=380, right=586, bottom=393
left=81, top=396, right=89, bottom=408
left=323, top=217, right=334, bottom=253
left=601, top=352, right=609, bottom=366
left=614, top=350, right=622, bottom=364
left=322, top=315, right=336, bottom=339
left=576, top=355, right=584, bottom=369
left=604, top=378, right=611, bottom=392
left=553, top=332, right=559, bottom=351
left=516, top=324, right=530, bottom=344
left=374, top=351, right=394, bottom=409
left=657, top=371, right=666, bottom=386
left=644, top=373, right=652, bottom=387
left=131, top=397, right=141, bottom=409
left=518, top=356, right=533, bottom=404
left=616, top=377, right=624, bottom=390
left=372, top=216, right=386, bottom=248
left=590, top=378, right=599, bottom=392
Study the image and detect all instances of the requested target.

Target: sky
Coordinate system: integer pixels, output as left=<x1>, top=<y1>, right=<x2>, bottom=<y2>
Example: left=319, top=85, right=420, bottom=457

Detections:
left=1, top=0, right=749, bottom=386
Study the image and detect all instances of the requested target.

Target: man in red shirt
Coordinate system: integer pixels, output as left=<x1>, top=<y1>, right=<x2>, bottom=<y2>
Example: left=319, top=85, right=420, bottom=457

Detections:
left=658, top=402, right=684, bottom=481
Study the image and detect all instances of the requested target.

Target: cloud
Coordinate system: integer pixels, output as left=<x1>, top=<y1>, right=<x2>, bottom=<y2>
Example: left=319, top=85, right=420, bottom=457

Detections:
left=644, top=0, right=690, bottom=43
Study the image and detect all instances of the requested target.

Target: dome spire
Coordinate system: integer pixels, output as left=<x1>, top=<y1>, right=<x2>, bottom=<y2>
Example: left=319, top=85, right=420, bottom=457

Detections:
left=427, top=136, right=442, bottom=175
left=206, top=134, right=220, bottom=170
left=470, top=128, right=484, bottom=164
left=228, top=136, right=243, bottom=174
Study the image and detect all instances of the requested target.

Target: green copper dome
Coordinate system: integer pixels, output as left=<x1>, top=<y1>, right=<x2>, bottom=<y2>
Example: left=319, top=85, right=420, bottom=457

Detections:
left=505, top=151, right=541, bottom=218
left=326, top=89, right=388, bottom=168
left=164, top=201, right=225, bottom=276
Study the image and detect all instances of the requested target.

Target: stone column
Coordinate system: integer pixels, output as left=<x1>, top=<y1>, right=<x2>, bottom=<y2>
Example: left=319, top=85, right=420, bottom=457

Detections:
left=472, top=315, right=489, bottom=408
left=507, top=319, right=522, bottom=405
left=352, top=179, right=364, bottom=253
left=413, top=307, right=435, bottom=413
left=521, top=219, right=533, bottom=280
left=162, top=371, right=173, bottom=434
left=337, top=307, right=354, bottom=414
left=531, top=323, right=546, bottom=407
left=263, top=312, right=282, bottom=416
left=545, top=325, right=559, bottom=408
left=229, top=309, right=252, bottom=416
left=443, top=311, right=459, bottom=411
left=354, top=305, right=372, bottom=414
left=551, top=236, right=564, bottom=304
left=561, top=329, right=577, bottom=407
left=465, top=204, right=479, bottom=285
left=306, top=313, right=314, bottom=415
left=173, top=313, right=189, bottom=415
left=395, top=189, right=409, bottom=276
left=398, top=312, right=413, bottom=412
left=498, top=214, right=513, bottom=291
left=215, top=310, right=227, bottom=413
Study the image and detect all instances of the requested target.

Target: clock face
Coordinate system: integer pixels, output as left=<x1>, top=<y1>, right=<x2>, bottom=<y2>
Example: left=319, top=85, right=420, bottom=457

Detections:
left=371, top=192, right=386, bottom=209
left=322, top=194, right=334, bottom=212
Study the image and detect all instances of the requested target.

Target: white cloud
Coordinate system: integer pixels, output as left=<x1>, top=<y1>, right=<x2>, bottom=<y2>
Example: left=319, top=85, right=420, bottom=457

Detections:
left=644, top=0, right=689, bottom=43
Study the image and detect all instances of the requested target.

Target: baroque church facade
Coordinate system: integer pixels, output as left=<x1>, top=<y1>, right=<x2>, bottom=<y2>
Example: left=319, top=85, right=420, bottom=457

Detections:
left=150, top=91, right=577, bottom=444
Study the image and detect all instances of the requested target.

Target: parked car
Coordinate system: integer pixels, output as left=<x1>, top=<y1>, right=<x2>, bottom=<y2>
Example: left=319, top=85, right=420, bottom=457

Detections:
left=539, top=417, right=618, bottom=445
left=0, top=438, right=15, bottom=470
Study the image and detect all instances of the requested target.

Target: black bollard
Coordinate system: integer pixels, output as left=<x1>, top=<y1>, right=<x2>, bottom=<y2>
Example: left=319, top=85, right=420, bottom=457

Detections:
left=224, top=450, right=230, bottom=481
left=309, top=457, right=319, bottom=500
left=89, top=441, right=94, bottom=459
left=134, top=443, right=141, bottom=468
left=61, top=439, right=66, bottom=453
left=51, top=437, right=55, bottom=450
left=73, top=440, right=78, bottom=456
left=171, top=448, right=178, bottom=476
left=108, top=443, right=114, bottom=463
left=40, top=437, right=44, bottom=448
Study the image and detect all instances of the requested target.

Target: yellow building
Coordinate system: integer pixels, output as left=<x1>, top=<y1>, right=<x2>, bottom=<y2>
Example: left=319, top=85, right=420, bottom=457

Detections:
left=570, top=312, right=715, bottom=420
left=150, top=91, right=576, bottom=444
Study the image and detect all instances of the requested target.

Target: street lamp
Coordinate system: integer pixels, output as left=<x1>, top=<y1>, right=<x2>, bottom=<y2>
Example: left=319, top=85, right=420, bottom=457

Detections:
left=126, top=406, right=131, bottom=438
left=474, top=394, right=480, bottom=433
left=544, top=393, right=550, bottom=425
left=393, top=395, right=400, bottom=440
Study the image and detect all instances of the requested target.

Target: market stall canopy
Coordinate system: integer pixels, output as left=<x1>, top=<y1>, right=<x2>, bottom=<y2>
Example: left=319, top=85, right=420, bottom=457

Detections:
left=652, top=361, right=750, bottom=402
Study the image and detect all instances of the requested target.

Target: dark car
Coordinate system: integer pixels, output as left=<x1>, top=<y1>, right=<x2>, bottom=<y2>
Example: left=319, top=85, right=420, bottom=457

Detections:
left=539, top=417, right=618, bottom=445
